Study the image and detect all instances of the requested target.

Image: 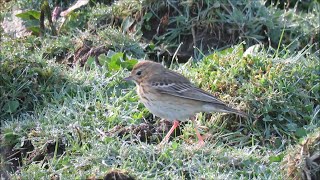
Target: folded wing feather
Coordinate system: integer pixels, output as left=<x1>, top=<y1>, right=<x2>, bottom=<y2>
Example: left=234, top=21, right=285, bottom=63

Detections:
left=149, top=71, right=226, bottom=105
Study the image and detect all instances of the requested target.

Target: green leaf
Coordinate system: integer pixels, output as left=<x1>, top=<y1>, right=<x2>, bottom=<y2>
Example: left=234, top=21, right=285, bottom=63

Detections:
left=295, top=127, right=307, bottom=138
left=27, top=26, right=41, bottom=35
left=108, top=60, right=121, bottom=71
left=110, top=52, right=124, bottom=63
left=121, top=16, right=135, bottom=32
left=269, top=153, right=285, bottom=162
left=3, top=100, right=19, bottom=113
left=16, top=10, right=41, bottom=20
left=143, top=12, right=153, bottom=21
left=122, top=59, right=138, bottom=70
left=108, top=52, right=123, bottom=71
left=148, top=43, right=155, bottom=51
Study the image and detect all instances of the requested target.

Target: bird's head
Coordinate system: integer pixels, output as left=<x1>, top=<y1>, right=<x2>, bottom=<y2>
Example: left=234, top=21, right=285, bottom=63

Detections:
left=124, top=60, right=164, bottom=84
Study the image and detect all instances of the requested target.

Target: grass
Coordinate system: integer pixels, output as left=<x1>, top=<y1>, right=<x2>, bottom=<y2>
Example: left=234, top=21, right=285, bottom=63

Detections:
left=1, top=0, right=319, bottom=179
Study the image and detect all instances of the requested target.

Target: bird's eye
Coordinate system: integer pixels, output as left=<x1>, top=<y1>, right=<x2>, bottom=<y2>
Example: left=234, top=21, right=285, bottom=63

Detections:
left=136, top=70, right=142, bottom=76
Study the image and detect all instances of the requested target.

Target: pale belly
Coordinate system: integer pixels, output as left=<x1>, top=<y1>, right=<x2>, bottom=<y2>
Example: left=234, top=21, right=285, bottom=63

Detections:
left=141, top=97, right=200, bottom=121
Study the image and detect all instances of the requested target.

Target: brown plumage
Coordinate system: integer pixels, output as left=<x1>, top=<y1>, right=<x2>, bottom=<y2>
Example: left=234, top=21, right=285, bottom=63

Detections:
left=124, top=60, right=247, bottom=146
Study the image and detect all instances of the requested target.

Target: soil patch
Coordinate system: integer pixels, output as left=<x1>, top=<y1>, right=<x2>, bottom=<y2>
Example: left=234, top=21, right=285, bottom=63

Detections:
left=0, top=135, right=66, bottom=174
left=105, top=120, right=183, bottom=144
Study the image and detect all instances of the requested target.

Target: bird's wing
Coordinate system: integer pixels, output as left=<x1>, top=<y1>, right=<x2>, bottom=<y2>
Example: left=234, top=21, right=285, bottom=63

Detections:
left=148, top=71, right=226, bottom=105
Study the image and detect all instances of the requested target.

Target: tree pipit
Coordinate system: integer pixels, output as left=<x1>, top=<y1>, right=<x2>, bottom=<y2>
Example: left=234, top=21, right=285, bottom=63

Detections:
left=124, top=60, right=247, bottom=146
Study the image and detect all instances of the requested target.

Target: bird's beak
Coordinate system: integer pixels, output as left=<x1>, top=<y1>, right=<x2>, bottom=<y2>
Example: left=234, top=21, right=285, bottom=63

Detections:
left=123, top=75, right=133, bottom=81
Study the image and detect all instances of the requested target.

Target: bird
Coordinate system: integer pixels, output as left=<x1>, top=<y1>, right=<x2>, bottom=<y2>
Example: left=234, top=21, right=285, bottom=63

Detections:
left=124, top=60, right=247, bottom=146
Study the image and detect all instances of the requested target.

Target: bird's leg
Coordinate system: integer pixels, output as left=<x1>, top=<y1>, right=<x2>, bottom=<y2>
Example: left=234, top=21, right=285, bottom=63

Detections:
left=192, top=119, right=205, bottom=146
left=160, top=120, right=180, bottom=144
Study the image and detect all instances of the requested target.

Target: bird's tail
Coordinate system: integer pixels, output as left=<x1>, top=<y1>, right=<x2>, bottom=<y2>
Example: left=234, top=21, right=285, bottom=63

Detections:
left=228, top=107, right=248, bottom=117
left=203, top=103, right=248, bottom=118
